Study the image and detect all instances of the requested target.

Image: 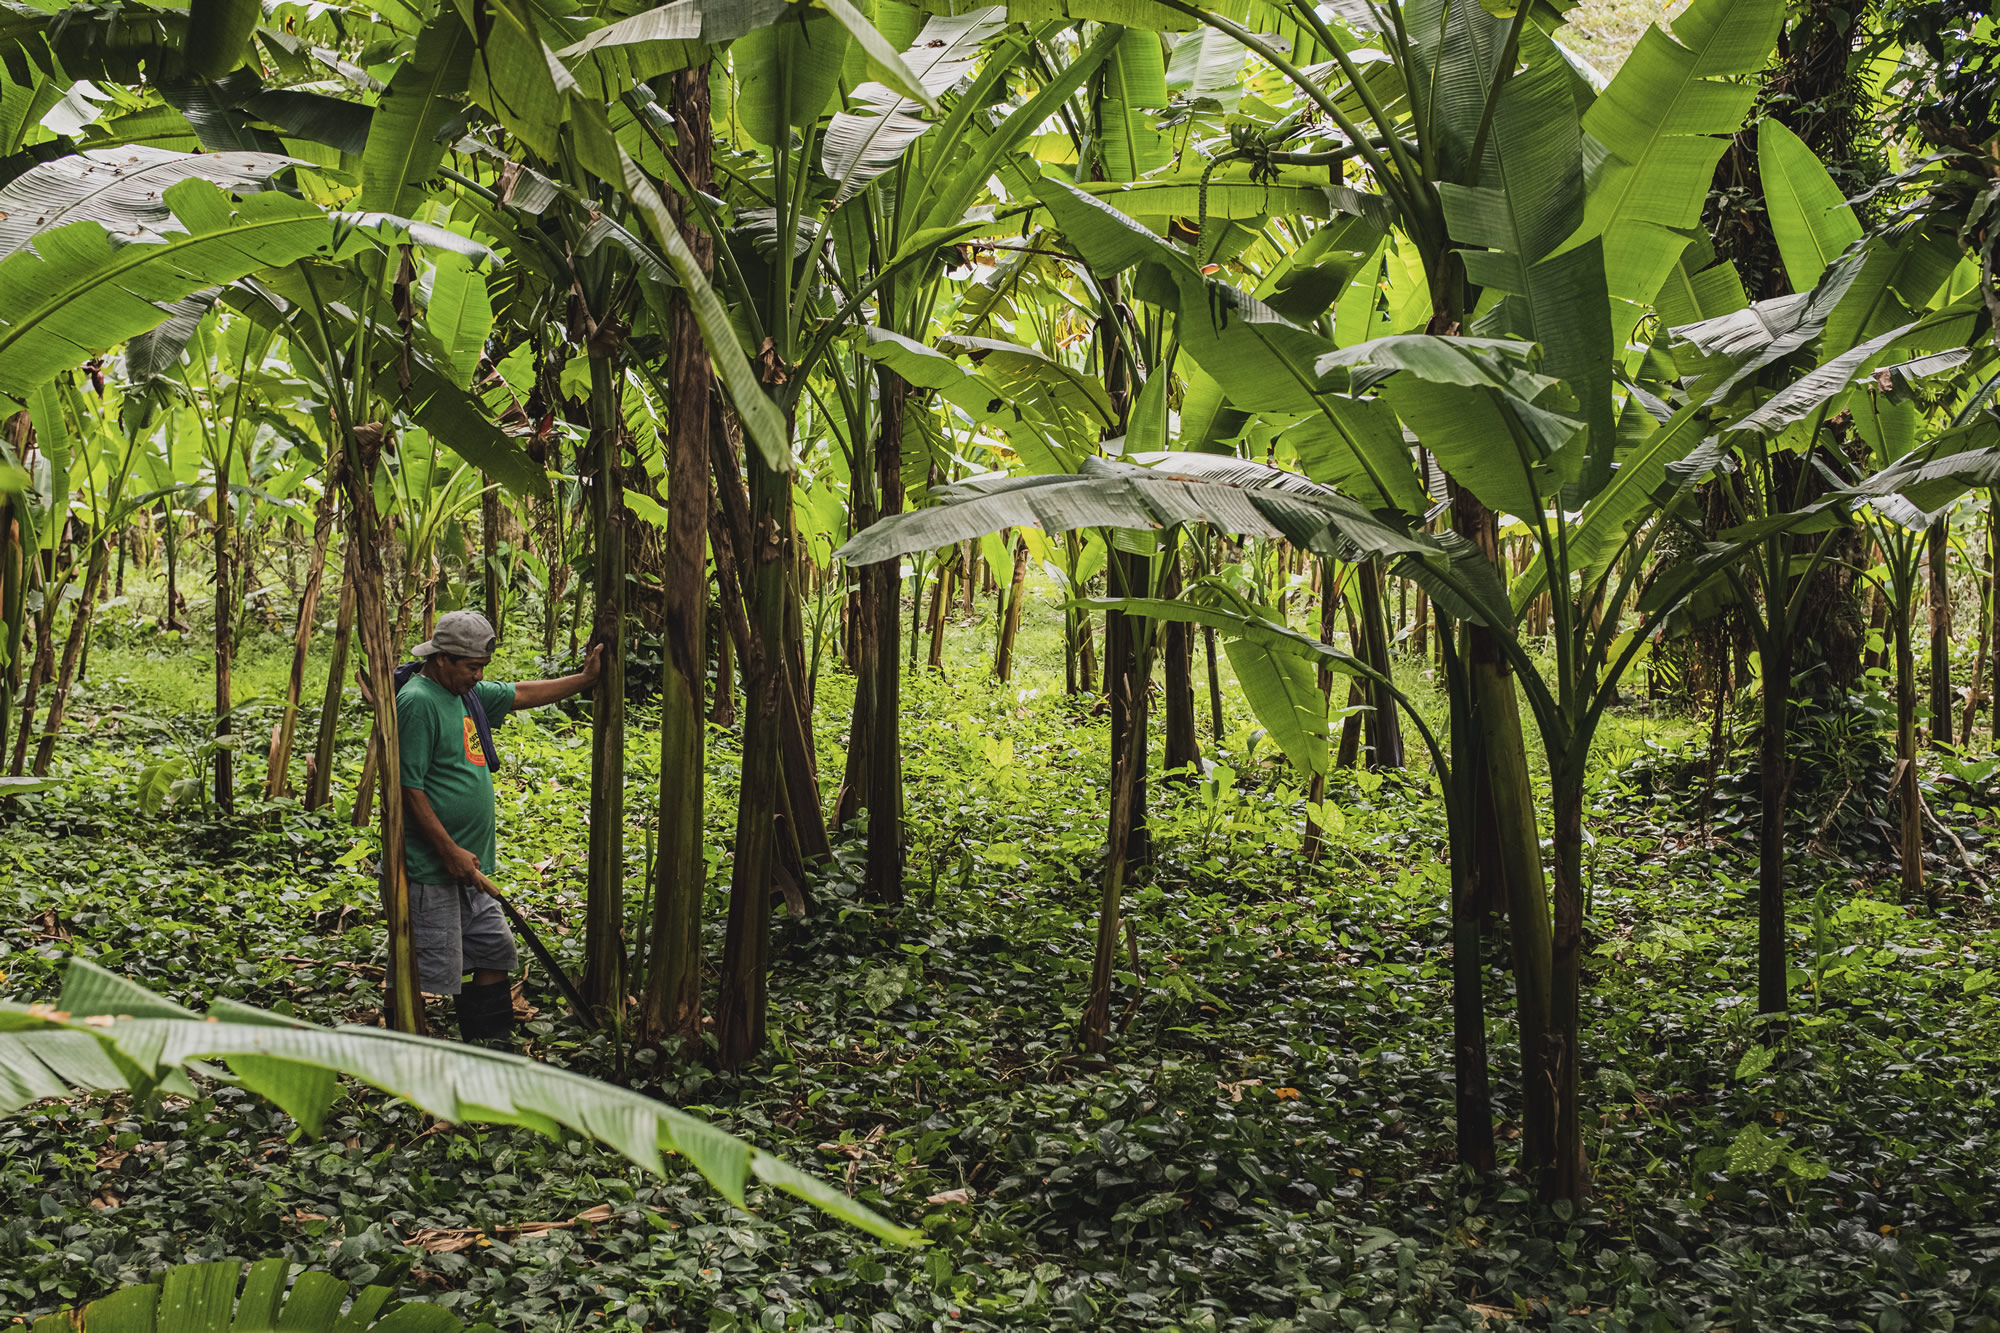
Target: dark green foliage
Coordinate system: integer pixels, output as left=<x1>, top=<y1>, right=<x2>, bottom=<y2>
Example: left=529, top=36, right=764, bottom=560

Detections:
left=8, top=618, right=2000, bottom=1330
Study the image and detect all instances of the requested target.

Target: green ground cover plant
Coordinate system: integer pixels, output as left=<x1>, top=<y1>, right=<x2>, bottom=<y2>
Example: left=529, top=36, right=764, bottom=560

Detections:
left=7, top=593, right=2000, bottom=1331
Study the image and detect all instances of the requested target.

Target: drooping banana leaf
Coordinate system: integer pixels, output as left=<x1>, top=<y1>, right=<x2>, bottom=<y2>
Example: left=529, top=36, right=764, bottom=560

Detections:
left=121, top=289, right=220, bottom=384
left=1726, top=321, right=1919, bottom=435
left=0, top=960, right=920, bottom=1244
left=1668, top=248, right=1867, bottom=399
left=1085, top=589, right=1449, bottom=778
left=733, top=4, right=851, bottom=148
left=423, top=250, right=495, bottom=389
left=0, top=180, right=362, bottom=404
left=30, top=1258, right=496, bottom=1333
left=1317, top=335, right=1585, bottom=520
left=861, top=327, right=1081, bottom=473
left=1099, top=27, right=1169, bottom=181
left=816, top=0, right=941, bottom=112
left=0, top=145, right=297, bottom=262
left=1037, top=175, right=1429, bottom=513
left=821, top=6, right=1005, bottom=206
left=838, top=453, right=1512, bottom=629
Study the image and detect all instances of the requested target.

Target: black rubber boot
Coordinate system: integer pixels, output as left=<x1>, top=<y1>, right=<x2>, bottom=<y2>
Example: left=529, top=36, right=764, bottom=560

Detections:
left=454, top=980, right=516, bottom=1051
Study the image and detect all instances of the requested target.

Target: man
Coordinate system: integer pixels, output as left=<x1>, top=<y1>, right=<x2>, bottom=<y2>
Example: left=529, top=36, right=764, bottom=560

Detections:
left=394, top=609, right=604, bottom=1047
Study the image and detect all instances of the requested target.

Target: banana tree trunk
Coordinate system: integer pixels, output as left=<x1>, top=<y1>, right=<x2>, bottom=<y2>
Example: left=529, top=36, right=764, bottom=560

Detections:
left=1161, top=556, right=1198, bottom=784
left=583, top=354, right=628, bottom=1021
left=1758, top=624, right=1791, bottom=1016
left=482, top=485, right=502, bottom=636
left=1548, top=773, right=1588, bottom=1205
left=994, top=536, right=1029, bottom=681
left=864, top=366, right=906, bottom=904
left=1443, top=624, right=1494, bottom=1173
left=29, top=542, right=108, bottom=776
left=305, top=536, right=355, bottom=813
left=0, top=501, right=21, bottom=767
left=907, top=557, right=925, bottom=672
left=1358, top=559, right=1404, bottom=769
left=926, top=551, right=950, bottom=672
left=711, top=585, right=738, bottom=727
left=1305, top=559, right=1337, bottom=860
left=778, top=620, right=830, bottom=867
left=1894, top=590, right=1924, bottom=904
left=1204, top=623, right=1223, bottom=742
left=1107, top=548, right=1151, bottom=869
left=1082, top=635, right=1151, bottom=1055
left=1456, top=489, right=1556, bottom=1187
left=642, top=63, right=717, bottom=1047
left=344, top=424, right=421, bottom=1034
left=836, top=406, right=876, bottom=834
left=1929, top=516, right=1952, bottom=749
left=214, top=475, right=234, bottom=814
left=163, top=506, right=181, bottom=630
left=8, top=584, right=49, bottom=777
left=269, top=472, right=339, bottom=798
left=717, top=433, right=789, bottom=1069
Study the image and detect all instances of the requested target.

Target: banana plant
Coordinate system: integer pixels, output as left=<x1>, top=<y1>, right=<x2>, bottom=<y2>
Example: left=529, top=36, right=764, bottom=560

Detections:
left=1644, top=109, right=1995, bottom=1015
left=23, top=377, right=148, bottom=778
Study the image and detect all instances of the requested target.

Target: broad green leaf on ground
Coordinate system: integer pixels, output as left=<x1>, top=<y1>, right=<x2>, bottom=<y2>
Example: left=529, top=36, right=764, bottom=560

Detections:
left=2, top=961, right=920, bottom=1245
left=35, top=1258, right=499, bottom=1333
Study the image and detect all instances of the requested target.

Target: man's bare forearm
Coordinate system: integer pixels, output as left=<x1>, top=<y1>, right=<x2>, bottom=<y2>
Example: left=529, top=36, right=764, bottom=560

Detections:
left=403, top=786, right=471, bottom=875
left=512, top=644, right=605, bottom=709
left=510, top=674, right=589, bottom=709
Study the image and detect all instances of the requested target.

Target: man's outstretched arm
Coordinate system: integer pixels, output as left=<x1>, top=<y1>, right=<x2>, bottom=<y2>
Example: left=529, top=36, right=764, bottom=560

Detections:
left=510, top=642, right=605, bottom=709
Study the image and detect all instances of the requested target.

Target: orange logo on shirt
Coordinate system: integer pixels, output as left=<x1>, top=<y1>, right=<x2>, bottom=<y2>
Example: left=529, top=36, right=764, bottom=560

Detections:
left=462, top=717, right=486, bottom=766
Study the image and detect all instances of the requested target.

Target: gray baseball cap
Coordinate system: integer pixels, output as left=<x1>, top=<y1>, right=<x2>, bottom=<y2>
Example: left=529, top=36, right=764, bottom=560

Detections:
left=414, top=609, right=497, bottom=660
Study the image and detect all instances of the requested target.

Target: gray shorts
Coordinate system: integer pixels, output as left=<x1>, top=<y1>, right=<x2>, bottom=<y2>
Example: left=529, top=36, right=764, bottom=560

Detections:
left=409, top=880, right=518, bottom=995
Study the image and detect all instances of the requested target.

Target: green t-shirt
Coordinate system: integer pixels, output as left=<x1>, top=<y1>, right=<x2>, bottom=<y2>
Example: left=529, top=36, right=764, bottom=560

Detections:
left=396, top=673, right=516, bottom=883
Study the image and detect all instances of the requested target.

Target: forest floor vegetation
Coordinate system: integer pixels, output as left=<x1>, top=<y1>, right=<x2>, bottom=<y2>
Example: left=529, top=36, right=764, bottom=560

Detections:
left=6, top=594, right=2000, bottom=1331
